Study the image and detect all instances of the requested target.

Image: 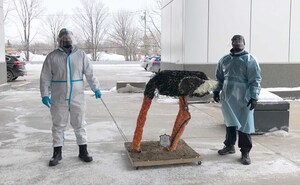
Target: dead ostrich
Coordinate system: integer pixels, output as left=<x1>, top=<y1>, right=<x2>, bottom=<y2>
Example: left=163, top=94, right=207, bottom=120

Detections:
left=131, top=70, right=218, bottom=152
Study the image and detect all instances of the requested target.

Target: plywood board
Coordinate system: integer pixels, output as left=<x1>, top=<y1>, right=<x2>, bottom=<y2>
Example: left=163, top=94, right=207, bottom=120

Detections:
left=124, top=140, right=202, bottom=168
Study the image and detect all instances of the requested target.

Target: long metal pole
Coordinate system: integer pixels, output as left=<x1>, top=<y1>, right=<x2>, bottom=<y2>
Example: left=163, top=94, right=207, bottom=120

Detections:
left=100, top=98, right=128, bottom=142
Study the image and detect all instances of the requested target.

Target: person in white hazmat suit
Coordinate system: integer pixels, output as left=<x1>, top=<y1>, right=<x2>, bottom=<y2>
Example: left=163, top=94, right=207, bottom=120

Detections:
left=213, top=35, right=261, bottom=165
left=40, top=28, right=102, bottom=166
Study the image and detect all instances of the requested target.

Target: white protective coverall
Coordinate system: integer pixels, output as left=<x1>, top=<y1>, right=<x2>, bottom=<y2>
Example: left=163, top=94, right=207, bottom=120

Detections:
left=40, top=47, right=100, bottom=147
left=215, top=51, right=261, bottom=134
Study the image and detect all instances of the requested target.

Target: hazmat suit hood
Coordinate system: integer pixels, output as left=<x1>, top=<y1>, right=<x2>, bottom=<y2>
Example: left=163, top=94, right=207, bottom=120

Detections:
left=57, top=28, right=74, bottom=49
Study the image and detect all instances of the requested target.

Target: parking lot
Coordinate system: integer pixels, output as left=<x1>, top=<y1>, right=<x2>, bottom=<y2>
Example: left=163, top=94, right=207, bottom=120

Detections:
left=1, top=62, right=300, bottom=185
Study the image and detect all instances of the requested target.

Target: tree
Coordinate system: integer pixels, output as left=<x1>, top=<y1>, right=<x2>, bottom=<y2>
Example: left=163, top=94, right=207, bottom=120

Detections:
left=109, top=11, right=141, bottom=61
left=3, top=0, right=13, bottom=23
left=146, top=0, right=161, bottom=51
left=43, top=12, right=68, bottom=49
left=73, top=0, right=108, bottom=61
left=129, top=32, right=143, bottom=61
left=13, top=0, right=44, bottom=61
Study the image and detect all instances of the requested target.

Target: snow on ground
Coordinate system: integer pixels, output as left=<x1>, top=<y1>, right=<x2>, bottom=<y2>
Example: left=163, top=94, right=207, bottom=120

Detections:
left=25, top=63, right=43, bottom=71
left=64, top=121, right=121, bottom=142
left=263, top=130, right=289, bottom=137
left=20, top=51, right=47, bottom=61
left=265, top=87, right=300, bottom=92
left=2, top=64, right=300, bottom=184
left=117, top=84, right=144, bottom=93
left=87, top=51, right=125, bottom=61
left=157, top=95, right=179, bottom=104
left=24, top=51, right=125, bottom=62
left=1, top=115, right=299, bottom=184
left=30, top=54, right=47, bottom=61
left=109, top=86, right=117, bottom=92
left=97, top=52, right=125, bottom=61
left=259, top=88, right=283, bottom=101
left=92, top=63, right=143, bottom=69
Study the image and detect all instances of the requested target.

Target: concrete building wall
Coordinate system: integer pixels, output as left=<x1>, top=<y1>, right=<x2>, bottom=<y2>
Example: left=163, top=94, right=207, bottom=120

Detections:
left=0, top=0, right=7, bottom=86
left=161, top=63, right=300, bottom=89
left=251, top=0, right=290, bottom=63
left=161, top=0, right=300, bottom=88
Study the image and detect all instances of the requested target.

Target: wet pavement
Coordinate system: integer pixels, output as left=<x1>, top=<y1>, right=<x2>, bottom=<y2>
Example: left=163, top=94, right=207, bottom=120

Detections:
left=1, top=63, right=300, bottom=185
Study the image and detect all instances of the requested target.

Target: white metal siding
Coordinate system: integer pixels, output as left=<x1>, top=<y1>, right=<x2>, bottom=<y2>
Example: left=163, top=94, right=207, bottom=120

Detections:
left=171, top=0, right=183, bottom=64
left=161, top=3, right=171, bottom=63
left=289, top=0, right=300, bottom=63
left=0, top=0, right=5, bottom=63
left=184, top=0, right=209, bottom=64
left=251, top=0, right=290, bottom=63
left=161, top=0, right=298, bottom=64
left=208, top=0, right=251, bottom=64
left=162, top=0, right=173, bottom=7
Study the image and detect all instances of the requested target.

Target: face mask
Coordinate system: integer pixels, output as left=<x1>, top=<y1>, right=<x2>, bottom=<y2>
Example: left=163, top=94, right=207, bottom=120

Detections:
left=232, top=43, right=244, bottom=52
left=62, top=41, right=72, bottom=48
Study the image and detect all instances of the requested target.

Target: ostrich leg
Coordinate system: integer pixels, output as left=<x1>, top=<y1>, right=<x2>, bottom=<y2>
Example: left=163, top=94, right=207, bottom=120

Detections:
left=131, top=96, right=152, bottom=151
left=169, top=96, right=191, bottom=151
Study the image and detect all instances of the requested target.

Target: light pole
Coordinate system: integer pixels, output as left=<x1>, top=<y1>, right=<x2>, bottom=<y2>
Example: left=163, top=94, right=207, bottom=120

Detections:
left=142, top=10, right=148, bottom=56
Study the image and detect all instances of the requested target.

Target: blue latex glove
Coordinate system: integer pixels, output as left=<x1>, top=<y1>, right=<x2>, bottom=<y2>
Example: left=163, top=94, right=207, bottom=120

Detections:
left=95, top=90, right=102, bottom=99
left=42, top=96, right=51, bottom=108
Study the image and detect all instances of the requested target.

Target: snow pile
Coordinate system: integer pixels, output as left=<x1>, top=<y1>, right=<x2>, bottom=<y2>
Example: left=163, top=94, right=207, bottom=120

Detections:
left=117, top=84, right=144, bottom=93
left=263, top=130, right=289, bottom=137
left=157, top=95, right=179, bottom=104
left=109, top=86, right=117, bottom=92
left=259, top=88, right=283, bottom=102
left=87, top=52, right=125, bottom=61
left=264, top=87, right=300, bottom=92
left=22, top=51, right=125, bottom=62
left=97, top=52, right=125, bottom=61
left=24, top=63, right=42, bottom=71
left=20, top=51, right=46, bottom=61
left=30, top=54, right=46, bottom=61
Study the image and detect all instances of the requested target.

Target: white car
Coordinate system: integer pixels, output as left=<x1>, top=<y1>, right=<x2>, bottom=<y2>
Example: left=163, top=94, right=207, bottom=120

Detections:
left=140, top=56, right=152, bottom=70
left=146, top=56, right=161, bottom=73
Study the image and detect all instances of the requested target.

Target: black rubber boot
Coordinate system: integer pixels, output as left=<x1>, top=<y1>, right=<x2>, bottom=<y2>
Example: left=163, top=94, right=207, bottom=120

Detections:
left=241, top=152, right=251, bottom=165
left=79, top=144, right=93, bottom=162
left=218, top=145, right=235, bottom=155
left=49, top=146, right=62, bottom=166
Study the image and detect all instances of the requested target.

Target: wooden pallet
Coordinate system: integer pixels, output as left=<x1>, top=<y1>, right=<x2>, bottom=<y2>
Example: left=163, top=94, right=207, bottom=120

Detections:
left=124, top=139, right=202, bottom=169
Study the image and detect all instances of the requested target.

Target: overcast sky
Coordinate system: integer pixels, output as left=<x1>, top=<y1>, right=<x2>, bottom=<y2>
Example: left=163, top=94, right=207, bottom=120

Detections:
left=44, top=0, right=150, bottom=13
left=4, top=0, right=156, bottom=44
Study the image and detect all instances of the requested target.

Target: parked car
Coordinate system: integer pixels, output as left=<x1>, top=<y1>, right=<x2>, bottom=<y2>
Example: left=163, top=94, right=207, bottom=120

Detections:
left=140, top=56, right=152, bottom=70
left=6, top=55, right=27, bottom=82
left=146, top=55, right=161, bottom=73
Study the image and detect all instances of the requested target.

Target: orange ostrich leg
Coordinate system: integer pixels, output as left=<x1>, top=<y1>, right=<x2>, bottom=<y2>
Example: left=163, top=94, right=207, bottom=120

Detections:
left=169, top=96, right=191, bottom=151
left=131, top=96, right=152, bottom=151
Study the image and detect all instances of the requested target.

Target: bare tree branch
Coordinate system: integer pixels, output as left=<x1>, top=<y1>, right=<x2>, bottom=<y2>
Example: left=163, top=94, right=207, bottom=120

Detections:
left=146, top=0, right=161, bottom=50
left=147, top=27, right=160, bottom=49
left=147, top=11, right=161, bottom=35
left=13, top=0, right=44, bottom=61
left=109, top=11, right=142, bottom=61
left=42, top=12, right=67, bottom=49
left=73, top=0, right=109, bottom=61
left=3, top=0, right=13, bottom=23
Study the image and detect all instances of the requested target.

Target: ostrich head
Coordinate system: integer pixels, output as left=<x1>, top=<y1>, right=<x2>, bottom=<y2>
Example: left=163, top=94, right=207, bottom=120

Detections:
left=179, top=77, right=219, bottom=97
